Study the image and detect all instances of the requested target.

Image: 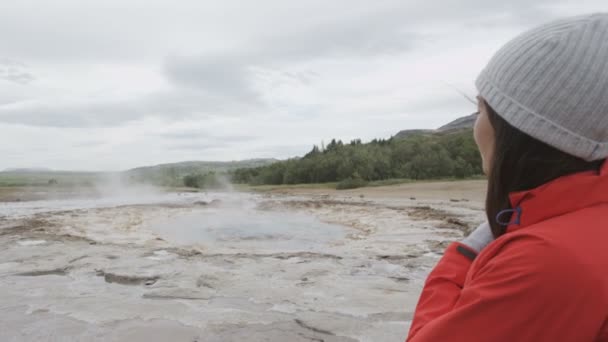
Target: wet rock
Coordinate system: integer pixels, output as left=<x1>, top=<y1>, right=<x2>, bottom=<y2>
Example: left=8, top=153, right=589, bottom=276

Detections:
left=97, top=270, right=160, bottom=286
left=296, top=281, right=315, bottom=287
left=17, top=267, right=69, bottom=277
left=68, top=255, right=88, bottom=263
left=144, top=279, right=157, bottom=286
left=295, top=319, right=335, bottom=336
left=201, top=321, right=357, bottom=342
left=445, top=218, right=470, bottom=232
left=0, top=219, right=51, bottom=236
left=271, top=252, right=342, bottom=261
left=167, top=248, right=202, bottom=258
left=301, top=269, right=330, bottom=279
left=376, top=255, right=411, bottom=261
left=409, top=206, right=470, bottom=232
left=389, top=276, right=410, bottom=283
left=196, top=275, right=219, bottom=289
left=195, top=251, right=342, bottom=262
left=142, top=288, right=213, bottom=300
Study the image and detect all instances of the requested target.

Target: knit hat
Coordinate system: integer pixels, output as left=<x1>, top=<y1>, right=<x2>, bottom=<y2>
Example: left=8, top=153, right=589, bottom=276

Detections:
left=475, top=13, right=608, bottom=161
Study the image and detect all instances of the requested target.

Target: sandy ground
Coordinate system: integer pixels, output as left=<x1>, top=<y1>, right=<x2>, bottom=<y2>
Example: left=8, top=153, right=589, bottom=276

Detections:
left=0, top=182, right=486, bottom=342
left=266, top=180, right=487, bottom=203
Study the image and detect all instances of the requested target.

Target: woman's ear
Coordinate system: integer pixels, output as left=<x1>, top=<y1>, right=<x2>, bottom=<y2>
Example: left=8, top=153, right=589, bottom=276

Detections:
left=474, top=98, right=496, bottom=175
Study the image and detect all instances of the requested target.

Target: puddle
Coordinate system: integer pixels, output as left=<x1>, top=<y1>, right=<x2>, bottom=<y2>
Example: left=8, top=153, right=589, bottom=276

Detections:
left=150, top=207, right=347, bottom=252
left=145, top=250, right=176, bottom=261
left=17, top=240, right=47, bottom=246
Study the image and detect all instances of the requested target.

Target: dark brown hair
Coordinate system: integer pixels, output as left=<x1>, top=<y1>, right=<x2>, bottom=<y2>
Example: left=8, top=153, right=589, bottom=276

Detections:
left=485, top=104, right=604, bottom=237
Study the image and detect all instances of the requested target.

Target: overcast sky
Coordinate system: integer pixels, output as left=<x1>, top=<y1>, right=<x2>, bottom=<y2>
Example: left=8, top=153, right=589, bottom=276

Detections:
left=0, top=1, right=605, bottom=171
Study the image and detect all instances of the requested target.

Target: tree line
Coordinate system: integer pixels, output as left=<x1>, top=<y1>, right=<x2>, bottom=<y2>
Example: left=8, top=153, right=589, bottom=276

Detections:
left=230, top=130, right=483, bottom=188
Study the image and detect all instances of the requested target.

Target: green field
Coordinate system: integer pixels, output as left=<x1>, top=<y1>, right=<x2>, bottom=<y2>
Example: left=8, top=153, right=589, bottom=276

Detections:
left=0, top=171, right=104, bottom=187
left=242, top=176, right=486, bottom=193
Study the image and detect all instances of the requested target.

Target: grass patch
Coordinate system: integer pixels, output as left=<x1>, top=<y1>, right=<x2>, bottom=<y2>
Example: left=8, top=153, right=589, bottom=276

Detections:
left=242, top=182, right=338, bottom=192
left=367, top=176, right=486, bottom=187
left=336, top=177, right=368, bottom=190
left=366, top=178, right=415, bottom=187
left=0, top=172, right=102, bottom=187
left=240, top=176, right=486, bottom=192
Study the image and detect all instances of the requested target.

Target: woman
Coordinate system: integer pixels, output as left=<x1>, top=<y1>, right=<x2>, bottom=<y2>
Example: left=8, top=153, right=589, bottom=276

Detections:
left=407, top=13, right=608, bottom=341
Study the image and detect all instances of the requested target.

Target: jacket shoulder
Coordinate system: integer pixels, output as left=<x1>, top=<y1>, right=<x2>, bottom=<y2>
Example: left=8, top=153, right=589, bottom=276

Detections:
left=471, top=232, right=595, bottom=290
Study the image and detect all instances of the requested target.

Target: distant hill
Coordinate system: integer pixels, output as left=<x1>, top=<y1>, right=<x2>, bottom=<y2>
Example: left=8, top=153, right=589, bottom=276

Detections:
left=0, top=170, right=102, bottom=187
left=127, top=159, right=277, bottom=174
left=395, top=113, right=477, bottom=139
left=393, top=129, right=434, bottom=140
left=437, top=113, right=477, bottom=133
left=0, top=159, right=279, bottom=187
left=2, top=167, right=53, bottom=173
left=125, top=159, right=278, bottom=186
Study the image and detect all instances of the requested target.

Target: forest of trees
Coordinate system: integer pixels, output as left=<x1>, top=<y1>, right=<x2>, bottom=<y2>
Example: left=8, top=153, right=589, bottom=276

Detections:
left=183, top=172, right=225, bottom=189
left=231, top=130, right=482, bottom=188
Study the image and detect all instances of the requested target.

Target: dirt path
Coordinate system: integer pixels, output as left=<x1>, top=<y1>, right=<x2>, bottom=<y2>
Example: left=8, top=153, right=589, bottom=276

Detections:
left=265, top=180, right=487, bottom=202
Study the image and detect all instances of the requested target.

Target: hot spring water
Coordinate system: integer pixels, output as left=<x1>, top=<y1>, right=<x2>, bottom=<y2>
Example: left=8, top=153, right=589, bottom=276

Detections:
left=150, top=202, right=346, bottom=252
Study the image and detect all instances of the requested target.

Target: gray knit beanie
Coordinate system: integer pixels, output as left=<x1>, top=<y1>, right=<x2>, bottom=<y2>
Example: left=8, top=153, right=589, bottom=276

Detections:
left=476, top=13, right=608, bottom=161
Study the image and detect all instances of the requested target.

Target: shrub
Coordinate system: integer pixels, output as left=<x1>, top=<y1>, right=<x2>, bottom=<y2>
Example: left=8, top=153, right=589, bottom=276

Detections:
left=336, top=177, right=368, bottom=190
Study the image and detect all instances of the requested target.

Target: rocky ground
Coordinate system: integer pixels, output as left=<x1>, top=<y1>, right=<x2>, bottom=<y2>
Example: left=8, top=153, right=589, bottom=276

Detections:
left=0, top=182, right=486, bottom=342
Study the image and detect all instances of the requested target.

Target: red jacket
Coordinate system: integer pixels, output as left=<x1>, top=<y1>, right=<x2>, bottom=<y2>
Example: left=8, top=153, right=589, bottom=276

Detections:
left=407, top=161, right=608, bottom=342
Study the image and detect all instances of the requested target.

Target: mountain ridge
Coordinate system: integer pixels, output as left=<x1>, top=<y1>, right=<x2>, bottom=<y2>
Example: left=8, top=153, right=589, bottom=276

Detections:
left=4, top=115, right=477, bottom=174
left=394, top=113, right=477, bottom=140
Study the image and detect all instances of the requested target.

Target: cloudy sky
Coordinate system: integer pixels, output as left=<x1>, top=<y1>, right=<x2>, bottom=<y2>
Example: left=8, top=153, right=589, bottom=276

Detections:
left=0, top=1, right=605, bottom=171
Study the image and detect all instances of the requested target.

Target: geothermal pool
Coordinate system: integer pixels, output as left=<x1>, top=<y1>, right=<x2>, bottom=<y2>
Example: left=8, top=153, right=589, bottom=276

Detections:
left=150, top=207, right=346, bottom=252
left=1, top=192, right=347, bottom=252
left=0, top=189, right=484, bottom=341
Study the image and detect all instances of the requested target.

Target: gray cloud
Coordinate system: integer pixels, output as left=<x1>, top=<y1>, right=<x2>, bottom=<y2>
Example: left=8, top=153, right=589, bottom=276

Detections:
left=0, top=0, right=562, bottom=62
left=0, top=87, right=262, bottom=128
left=0, top=59, right=35, bottom=85
left=0, top=0, right=606, bottom=170
left=159, top=131, right=210, bottom=140
left=72, top=141, right=106, bottom=148
left=166, top=137, right=256, bottom=151
left=0, top=99, right=147, bottom=127
left=163, top=56, right=261, bottom=105
left=166, top=142, right=227, bottom=151
left=258, top=11, right=420, bottom=61
left=159, top=0, right=569, bottom=115
left=161, top=5, right=422, bottom=96
left=163, top=130, right=258, bottom=152
left=159, top=130, right=256, bottom=142
left=0, top=0, right=579, bottom=129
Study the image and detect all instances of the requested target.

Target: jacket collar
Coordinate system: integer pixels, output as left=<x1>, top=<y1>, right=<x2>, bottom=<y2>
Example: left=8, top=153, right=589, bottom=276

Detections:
left=506, top=160, right=608, bottom=232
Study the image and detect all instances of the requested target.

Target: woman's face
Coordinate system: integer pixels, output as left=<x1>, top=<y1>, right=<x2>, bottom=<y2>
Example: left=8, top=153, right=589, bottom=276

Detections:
left=474, top=97, right=495, bottom=175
